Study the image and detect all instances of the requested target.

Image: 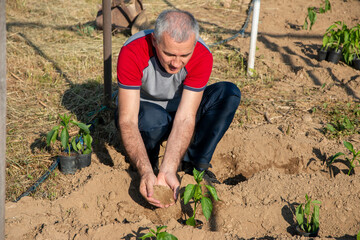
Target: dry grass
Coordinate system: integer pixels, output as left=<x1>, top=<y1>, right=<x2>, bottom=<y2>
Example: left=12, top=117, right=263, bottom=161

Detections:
left=5, top=0, right=274, bottom=201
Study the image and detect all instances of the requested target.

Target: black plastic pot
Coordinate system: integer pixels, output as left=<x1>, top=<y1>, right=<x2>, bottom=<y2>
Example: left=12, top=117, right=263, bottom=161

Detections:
left=58, top=153, right=92, bottom=174
left=318, top=48, right=328, bottom=61
left=353, top=56, right=360, bottom=70
left=295, top=225, right=319, bottom=237
left=326, top=48, right=341, bottom=64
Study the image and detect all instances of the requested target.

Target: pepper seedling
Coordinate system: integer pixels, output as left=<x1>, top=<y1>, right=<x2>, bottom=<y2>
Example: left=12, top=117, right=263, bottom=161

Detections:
left=140, top=225, right=177, bottom=240
left=328, top=141, right=360, bottom=175
left=295, top=194, right=321, bottom=233
left=182, top=168, right=219, bottom=227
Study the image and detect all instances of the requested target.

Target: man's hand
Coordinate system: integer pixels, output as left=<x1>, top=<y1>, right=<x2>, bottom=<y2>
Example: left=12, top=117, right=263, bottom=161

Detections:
left=139, top=171, right=164, bottom=207
left=156, top=171, right=180, bottom=207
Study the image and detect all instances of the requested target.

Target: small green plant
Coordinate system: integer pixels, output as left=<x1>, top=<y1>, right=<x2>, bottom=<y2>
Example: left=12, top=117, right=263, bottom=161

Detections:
left=303, top=0, right=331, bottom=30
left=296, top=194, right=321, bottom=233
left=343, top=24, right=360, bottom=64
left=323, top=103, right=360, bottom=138
left=140, top=226, right=177, bottom=240
left=322, top=21, right=348, bottom=51
left=328, top=141, right=360, bottom=175
left=182, top=168, right=219, bottom=227
left=357, top=229, right=360, bottom=240
left=46, top=113, right=92, bottom=156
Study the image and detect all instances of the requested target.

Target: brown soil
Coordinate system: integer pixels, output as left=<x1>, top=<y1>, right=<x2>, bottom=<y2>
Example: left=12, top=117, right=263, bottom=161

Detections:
left=153, top=185, right=175, bottom=206
left=5, top=0, right=360, bottom=239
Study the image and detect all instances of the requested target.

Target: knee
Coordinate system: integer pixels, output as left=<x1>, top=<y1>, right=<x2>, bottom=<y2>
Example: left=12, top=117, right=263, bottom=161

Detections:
left=217, top=82, right=241, bottom=107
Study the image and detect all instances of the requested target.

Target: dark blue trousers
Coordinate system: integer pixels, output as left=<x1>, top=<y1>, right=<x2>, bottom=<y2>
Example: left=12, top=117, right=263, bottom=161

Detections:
left=117, top=82, right=241, bottom=171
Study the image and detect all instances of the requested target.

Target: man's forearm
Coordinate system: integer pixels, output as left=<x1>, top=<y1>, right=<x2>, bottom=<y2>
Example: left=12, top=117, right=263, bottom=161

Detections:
left=160, top=117, right=195, bottom=173
left=119, top=122, right=153, bottom=176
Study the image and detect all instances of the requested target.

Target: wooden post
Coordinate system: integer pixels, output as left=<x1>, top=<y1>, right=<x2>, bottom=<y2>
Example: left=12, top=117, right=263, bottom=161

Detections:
left=103, top=0, right=112, bottom=107
left=0, top=0, right=7, bottom=238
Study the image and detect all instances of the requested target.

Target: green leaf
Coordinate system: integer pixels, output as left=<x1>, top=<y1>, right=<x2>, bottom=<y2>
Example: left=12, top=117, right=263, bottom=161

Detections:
left=198, top=170, right=205, bottom=183
left=84, top=134, right=93, bottom=150
left=357, top=229, right=360, bottom=240
left=326, top=123, right=335, bottom=132
left=157, top=232, right=178, bottom=240
left=183, top=184, right=195, bottom=204
left=186, top=216, right=196, bottom=227
left=303, top=18, right=308, bottom=30
left=83, top=148, right=92, bottom=154
left=71, top=121, right=90, bottom=134
left=139, top=232, right=154, bottom=240
left=311, top=205, right=320, bottom=231
left=205, top=185, right=219, bottom=201
left=194, top=185, right=202, bottom=201
left=295, top=204, right=304, bottom=227
left=156, top=225, right=167, bottom=232
left=46, top=128, right=57, bottom=146
left=71, top=137, right=78, bottom=152
left=60, top=127, right=69, bottom=150
left=193, top=168, right=200, bottom=181
left=344, top=141, right=354, bottom=153
left=201, top=197, right=213, bottom=221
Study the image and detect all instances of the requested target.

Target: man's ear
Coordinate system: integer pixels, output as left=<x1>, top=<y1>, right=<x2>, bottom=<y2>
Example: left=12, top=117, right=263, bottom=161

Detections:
left=151, top=33, right=157, bottom=47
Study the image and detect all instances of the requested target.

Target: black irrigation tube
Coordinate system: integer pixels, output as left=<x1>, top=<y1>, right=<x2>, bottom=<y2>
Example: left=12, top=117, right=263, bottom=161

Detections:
left=208, top=0, right=254, bottom=48
left=13, top=1, right=255, bottom=202
left=14, top=158, right=60, bottom=202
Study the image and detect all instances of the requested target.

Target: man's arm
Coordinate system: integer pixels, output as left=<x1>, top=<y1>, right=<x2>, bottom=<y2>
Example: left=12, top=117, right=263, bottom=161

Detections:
left=117, top=87, right=161, bottom=207
left=157, top=89, right=203, bottom=198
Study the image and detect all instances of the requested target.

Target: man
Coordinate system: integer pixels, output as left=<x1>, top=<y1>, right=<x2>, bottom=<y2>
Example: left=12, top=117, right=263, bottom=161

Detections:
left=116, top=9, right=240, bottom=208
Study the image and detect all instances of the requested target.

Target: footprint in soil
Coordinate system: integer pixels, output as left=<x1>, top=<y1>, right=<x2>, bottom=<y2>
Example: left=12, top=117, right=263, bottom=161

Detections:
left=153, top=185, right=174, bottom=205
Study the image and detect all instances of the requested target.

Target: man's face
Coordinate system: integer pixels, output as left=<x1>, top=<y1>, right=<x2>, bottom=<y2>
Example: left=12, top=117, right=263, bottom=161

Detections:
left=152, top=32, right=196, bottom=74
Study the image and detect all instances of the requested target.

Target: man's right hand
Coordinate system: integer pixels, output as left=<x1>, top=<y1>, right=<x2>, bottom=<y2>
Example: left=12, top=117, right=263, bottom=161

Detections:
left=139, top=171, right=163, bottom=208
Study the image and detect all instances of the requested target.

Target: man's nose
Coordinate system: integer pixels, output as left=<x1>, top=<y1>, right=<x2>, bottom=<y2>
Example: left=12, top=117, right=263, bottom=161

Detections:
left=171, top=57, right=182, bottom=68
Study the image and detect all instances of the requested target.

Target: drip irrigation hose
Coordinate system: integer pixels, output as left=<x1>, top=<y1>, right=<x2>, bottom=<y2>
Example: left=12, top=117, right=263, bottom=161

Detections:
left=14, top=158, right=60, bottom=202
left=208, top=0, right=254, bottom=48
left=13, top=3, right=254, bottom=202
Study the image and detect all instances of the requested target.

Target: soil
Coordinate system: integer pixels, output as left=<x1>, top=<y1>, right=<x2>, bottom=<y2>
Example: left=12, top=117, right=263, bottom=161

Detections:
left=5, top=0, right=360, bottom=239
left=153, top=185, right=175, bottom=206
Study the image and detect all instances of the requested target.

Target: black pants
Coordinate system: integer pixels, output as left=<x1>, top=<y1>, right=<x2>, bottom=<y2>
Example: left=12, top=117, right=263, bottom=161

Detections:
left=116, top=81, right=241, bottom=171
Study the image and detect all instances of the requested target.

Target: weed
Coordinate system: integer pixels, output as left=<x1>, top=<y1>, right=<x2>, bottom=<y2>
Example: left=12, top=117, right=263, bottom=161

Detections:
left=323, top=103, right=360, bottom=138
left=140, top=226, right=177, bottom=240
left=296, top=194, right=321, bottom=233
left=328, top=141, right=360, bottom=175
left=182, top=169, right=219, bottom=227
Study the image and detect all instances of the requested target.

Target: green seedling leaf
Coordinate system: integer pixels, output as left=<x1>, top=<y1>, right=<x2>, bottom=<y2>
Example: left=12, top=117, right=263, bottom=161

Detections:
left=140, top=232, right=154, bottom=240
left=295, top=204, right=304, bottom=227
left=157, top=232, right=178, bottom=240
left=193, top=168, right=200, bottom=181
left=46, top=126, right=59, bottom=146
left=205, top=185, right=219, bottom=201
left=60, top=127, right=69, bottom=150
left=326, top=123, right=335, bottom=132
left=72, top=121, right=91, bottom=134
left=183, top=184, right=195, bottom=204
left=186, top=216, right=196, bottom=227
left=71, top=138, right=78, bottom=152
left=84, top=134, right=93, bottom=148
left=357, top=229, right=360, bottom=240
left=201, top=197, right=213, bottom=221
left=156, top=225, right=167, bottom=232
left=194, top=185, right=202, bottom=201
left=344, top=141, right=354, bottom=153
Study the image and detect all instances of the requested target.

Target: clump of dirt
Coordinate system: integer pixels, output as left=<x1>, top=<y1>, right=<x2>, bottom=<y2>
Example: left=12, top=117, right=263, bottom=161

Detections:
left=153, top=185, right=175, bottom=206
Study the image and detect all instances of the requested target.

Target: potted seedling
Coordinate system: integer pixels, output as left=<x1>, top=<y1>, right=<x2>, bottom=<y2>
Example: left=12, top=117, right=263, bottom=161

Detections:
left=46, top=113, right=93, bottom=174
left=328, top=141, right=360, bottom=175
left=343, top=24, right=360, bottom=70
left=140, top=225, right=178, bottom=240
left=182, top=168, right=219, bottom=228
left=295, top=194, right=321, bottom=237
left=322, top=21, right=348, bottom=64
